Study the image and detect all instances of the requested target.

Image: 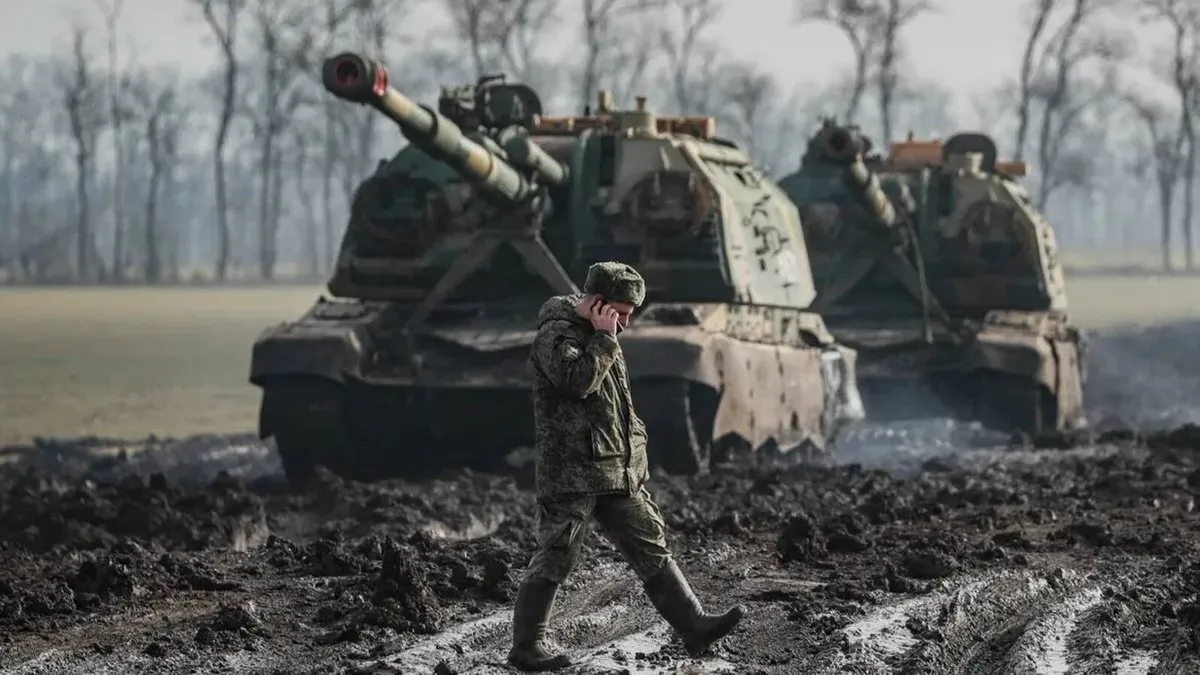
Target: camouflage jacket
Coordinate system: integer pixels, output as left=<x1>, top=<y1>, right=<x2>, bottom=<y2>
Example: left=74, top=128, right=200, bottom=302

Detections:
left=529, top=294, right=648, bottom=498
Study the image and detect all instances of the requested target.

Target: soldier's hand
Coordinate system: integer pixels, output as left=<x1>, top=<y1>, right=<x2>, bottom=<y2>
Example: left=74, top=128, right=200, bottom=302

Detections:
left=590, top=303, right=620, bottom=334
left=575, top=294, right=602, bottom=320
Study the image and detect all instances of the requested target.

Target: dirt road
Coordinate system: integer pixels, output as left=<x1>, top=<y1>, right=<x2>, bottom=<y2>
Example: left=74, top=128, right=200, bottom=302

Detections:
left=2, top=321, right=1200, bottom=675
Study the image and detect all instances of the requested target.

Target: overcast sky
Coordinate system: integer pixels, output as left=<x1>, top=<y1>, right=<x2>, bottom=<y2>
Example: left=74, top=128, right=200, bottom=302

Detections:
left=0, top=0, right=1027, bottom=91
left=0, top=0, right=1176, bottom=138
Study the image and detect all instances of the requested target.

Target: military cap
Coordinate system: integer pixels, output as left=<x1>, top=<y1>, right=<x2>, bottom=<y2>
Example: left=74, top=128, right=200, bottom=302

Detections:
left=583, top=261, right=646, bottom=307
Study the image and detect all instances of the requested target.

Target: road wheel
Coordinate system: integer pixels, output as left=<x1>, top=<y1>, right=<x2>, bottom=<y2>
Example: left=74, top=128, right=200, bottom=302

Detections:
left=971, top=370, right=1057, bottom=437
left=633, top=378, right=717, bottom=475
left=259, top=376, right=354, bottom=486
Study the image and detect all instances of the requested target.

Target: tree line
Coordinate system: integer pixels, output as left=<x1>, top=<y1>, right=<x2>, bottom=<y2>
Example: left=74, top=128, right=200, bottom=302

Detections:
left=1, top=0, right=1197, bottom=284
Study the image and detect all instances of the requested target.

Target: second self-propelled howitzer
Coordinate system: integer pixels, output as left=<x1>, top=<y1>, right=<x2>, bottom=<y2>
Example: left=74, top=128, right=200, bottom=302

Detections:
left=779, top=119, right=1086, bottom=436
left=248, top=53, right=865, bottom=484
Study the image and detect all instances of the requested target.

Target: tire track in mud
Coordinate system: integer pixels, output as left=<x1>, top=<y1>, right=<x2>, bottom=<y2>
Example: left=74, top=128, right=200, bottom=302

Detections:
left=791, top=563, right=1200, bottom=675
left=374, top=555, right=1191, bottom=674
left=375, top=558, right=739, bottom=674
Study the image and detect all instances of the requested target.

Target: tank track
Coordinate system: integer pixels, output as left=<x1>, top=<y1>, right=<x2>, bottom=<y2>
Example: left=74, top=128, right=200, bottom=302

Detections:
left=857, top=369, right=1058, bottom=438
left=260, top=375, right=738, bottom=485
left=259, top=376, right=359, bottom=484
left=259, top=376, right=521, bottom=484
left=631, top=377, right=720, bottom=476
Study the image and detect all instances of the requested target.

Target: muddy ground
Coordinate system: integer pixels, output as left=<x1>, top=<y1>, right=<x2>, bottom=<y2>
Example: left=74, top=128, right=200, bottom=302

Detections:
left=3, top=322, right=1200, bottom=674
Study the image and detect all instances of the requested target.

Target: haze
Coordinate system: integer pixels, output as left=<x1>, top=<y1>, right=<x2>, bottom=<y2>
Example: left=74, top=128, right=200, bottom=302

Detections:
left=2, top=0, right=1024, bottom=110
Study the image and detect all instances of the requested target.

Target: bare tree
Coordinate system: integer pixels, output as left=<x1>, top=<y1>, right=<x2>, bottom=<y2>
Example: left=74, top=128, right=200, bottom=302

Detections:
left=795, top=0, right=881, bottom=122
left=291, top=120, right=322, bottom=277
left=894, top=78, right=956, bottom=138
left=1125, top=94, right=1184, bottom=270
left=310, top=0, right=359, bottom=276
left=189, top=0, right=246, bottom=281
left=94, top=0, right=135, bottom=280
left=320, top=0, right=424, bottom=245
left=1141, top=0, right=1200, bottom=269
left=1011, top=0, right=1120, bottom=211
left=495, top=0, right=560, bottom=92
left=874, top=0, right=933, bottom=143
left=0, top=58, right=30, bottom=279
left=442, top=0, right=491, bottom=78
left=246, top=0, right=316, bottom=280
left=719, top=62, right=777, bottom=157
left=345, top=0, right=410, bottom=184
left=131, top=78, right=182, bottom=283
left=59, top=26, right=107, bottom=282
left=441, top=0, right=560, bottom=91
left=1014, top=0, right=1056, bottom=159
left=658, top=0, right=723, bottom=114
left=0, top=57, right=66, bottom=283
left=577, top=0, right=658, bottom=112
left=1032, top=0, right=1095, bottom=206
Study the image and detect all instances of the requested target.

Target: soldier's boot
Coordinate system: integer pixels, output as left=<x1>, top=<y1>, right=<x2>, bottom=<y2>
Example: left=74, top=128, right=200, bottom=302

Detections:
left=507, top=577, right=571, bottom=672
left=643, top=560, right=746, bottom=656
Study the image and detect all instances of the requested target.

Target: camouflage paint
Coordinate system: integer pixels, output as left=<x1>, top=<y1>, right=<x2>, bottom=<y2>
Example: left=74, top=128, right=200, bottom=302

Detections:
left=249, top=53, right=865, bottom=482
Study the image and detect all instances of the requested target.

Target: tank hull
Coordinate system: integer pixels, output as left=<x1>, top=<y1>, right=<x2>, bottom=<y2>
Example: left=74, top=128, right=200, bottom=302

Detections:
left=827, top=310, right=1086, bottom=435
left=250, top=299, right=864, bottom=482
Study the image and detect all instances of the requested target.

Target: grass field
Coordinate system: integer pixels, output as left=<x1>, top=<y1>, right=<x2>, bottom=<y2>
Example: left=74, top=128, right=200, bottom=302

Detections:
left=0, top=286, right=321, bottom=445
left=2, top=275, right=1199, bottom=445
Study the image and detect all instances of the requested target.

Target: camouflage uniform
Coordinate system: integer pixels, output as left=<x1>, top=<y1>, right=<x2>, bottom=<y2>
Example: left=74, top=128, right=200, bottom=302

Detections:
left=508, top=262, right=745, bottom=672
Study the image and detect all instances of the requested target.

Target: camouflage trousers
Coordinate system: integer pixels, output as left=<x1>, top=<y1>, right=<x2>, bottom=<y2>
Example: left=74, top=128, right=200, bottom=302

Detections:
left=522, top=486, right=673, bottom=584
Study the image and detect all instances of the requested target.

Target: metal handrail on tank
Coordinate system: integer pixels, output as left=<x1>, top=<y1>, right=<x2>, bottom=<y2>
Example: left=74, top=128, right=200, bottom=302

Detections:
left=320, top=51, right=566, bottom=204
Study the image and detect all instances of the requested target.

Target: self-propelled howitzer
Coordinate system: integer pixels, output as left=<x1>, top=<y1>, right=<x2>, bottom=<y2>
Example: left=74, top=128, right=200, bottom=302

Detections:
left=248, top=53, right=865, bottom=484
left=779, top=119, right=1085, bottom=436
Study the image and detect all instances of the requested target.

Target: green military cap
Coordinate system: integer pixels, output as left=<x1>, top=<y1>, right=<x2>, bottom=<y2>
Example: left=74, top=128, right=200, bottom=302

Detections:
left=583, top=261, right=646, bottom=307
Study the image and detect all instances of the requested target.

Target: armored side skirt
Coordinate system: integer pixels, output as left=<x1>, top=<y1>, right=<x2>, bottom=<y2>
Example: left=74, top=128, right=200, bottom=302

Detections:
left=843, top=314, right=1086, bottom=435
left=250, top=300, right=864, bottom=482
left=257, top=375, right=537, bottom=479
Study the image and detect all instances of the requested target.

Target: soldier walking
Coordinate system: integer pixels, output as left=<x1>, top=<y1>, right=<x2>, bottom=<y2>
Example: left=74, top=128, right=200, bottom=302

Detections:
left=508, top=261, right=746, bottom=671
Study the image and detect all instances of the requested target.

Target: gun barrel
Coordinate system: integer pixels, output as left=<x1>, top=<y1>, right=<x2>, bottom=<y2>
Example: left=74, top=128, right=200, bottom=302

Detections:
left=497, top=127, right=569, bottom=186
left=843, top=157, right=898, bottom=228
left=823, top=126, right=867, bottom=163
left=322, top=52, right=537, bottom=203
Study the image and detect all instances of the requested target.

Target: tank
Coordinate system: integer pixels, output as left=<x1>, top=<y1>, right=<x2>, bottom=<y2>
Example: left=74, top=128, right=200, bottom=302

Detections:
left=249, top=52, right=865, bottom=484
left=777, top=119, right=1086, bottom=436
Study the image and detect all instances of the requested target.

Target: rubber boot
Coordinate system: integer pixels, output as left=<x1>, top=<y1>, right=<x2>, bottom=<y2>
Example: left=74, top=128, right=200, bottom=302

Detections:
left=507, top=577, right=571, bottom=672
left=643, top=560, right=746, bottom=656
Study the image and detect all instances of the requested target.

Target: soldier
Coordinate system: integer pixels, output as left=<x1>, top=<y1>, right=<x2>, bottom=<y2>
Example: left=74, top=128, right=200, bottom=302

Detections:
left=508, top=261, right=746, bottom=672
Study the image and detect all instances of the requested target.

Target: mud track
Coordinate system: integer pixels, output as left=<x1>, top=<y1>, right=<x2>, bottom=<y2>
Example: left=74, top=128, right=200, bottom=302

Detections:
left=3, top=321, right=1200, bottom=674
